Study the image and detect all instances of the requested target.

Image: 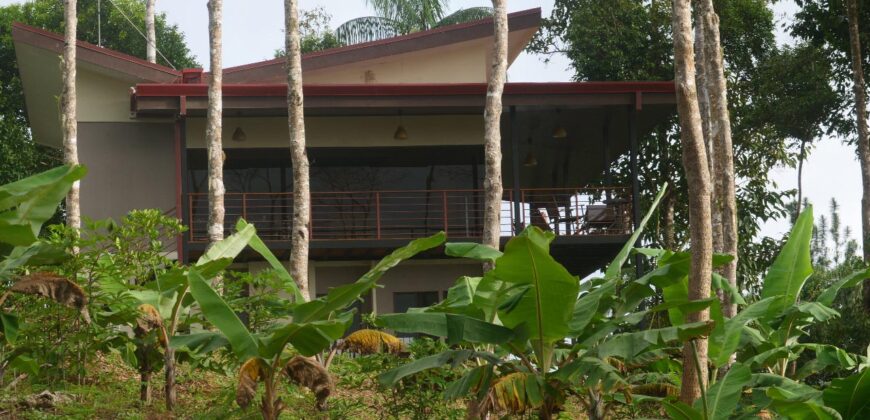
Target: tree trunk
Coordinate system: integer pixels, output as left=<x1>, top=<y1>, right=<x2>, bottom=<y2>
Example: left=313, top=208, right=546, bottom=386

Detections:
left=845, top=0, right=870, bottom=312
left=482, top=0, right=508, bottom=266
left=206, top=0, right=225, bottom=248
left=285, top=0, right=311, bottom=300
left=699, top=0, right=738, bottom=320
left=672, top=0, right=714, bottom=404
left=145, top=0, right=157, bottom=63
left=62, top=0, right=80, bottom=231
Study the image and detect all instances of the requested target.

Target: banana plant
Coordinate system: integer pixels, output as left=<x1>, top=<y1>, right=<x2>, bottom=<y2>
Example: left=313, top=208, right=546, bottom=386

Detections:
left=376, top=185, right=722, bottom=419
left=187, top=223, right=445, bottom=419
left=656, top=206, right=869, bottom=419
left=0, top=165, right=86, bottom=381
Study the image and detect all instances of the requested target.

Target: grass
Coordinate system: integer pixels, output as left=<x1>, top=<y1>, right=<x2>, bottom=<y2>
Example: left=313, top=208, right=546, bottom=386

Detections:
left=0, top=352, right=629, bottom=419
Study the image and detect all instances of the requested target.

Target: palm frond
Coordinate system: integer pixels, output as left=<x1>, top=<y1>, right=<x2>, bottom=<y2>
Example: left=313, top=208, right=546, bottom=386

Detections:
left=336, top=16, right=402, bottom=45
left=436, top=7, right=494, bottom=27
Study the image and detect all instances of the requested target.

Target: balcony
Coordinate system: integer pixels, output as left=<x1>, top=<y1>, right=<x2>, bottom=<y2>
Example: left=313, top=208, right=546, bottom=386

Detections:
left=186, top=187, right=632, bottom=244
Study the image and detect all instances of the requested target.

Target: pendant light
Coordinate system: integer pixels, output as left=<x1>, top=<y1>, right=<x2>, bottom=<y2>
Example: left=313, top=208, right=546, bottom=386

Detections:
left=523, top=137, right=538, bottom=167
left=552, top=108, right=568, bottom=139
left=231, top=127, right=247, bottom=142
left=393, top=110, right=408, bottom=140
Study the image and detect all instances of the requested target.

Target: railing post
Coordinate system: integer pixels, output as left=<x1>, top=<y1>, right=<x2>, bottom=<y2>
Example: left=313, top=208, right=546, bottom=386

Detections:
left=188, top=194, right=194, bottom=242
left=242, top=193, right=248, bottom=222
left=375, top=191, right=381, bottom=240
left=442, top=191, right=449, bottom=236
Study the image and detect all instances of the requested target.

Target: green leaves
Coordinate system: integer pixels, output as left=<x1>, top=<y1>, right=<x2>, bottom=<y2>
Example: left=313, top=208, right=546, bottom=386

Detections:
left=663, top=401, right=703, bottom=420
left=445, top=242, right=502, bottom=262
left=187, top=268, right=259, bottom=361
left=823, top=368, right=870, bottom=420
left=816, top=268, right=870, bottom=307
left=604, top=183, right=667, bottom=280
left=698, top=363, right=751, bottom=420
left=493, top=227, right=578, bottom=370
left=761, top=206, right=814, bottom=317
left=0, top=312, right=18, bottom=345
left=292, top=232, right=446, bottom=323
left=376, top=312, right=515, bottom=345
left=0, top=165, right=86, bottom=246
left=378, top=349, right=501, bottom=387
left=236, top=219, right=303, bottom=303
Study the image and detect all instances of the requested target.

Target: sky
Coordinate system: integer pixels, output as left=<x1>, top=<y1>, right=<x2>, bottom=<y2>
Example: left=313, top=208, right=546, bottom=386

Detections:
left=0, top=0, right=861, bottom=247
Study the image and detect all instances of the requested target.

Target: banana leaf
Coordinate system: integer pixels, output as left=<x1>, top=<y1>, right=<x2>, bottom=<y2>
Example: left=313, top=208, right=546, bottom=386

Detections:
left=761, top=206, right=814, bottom=318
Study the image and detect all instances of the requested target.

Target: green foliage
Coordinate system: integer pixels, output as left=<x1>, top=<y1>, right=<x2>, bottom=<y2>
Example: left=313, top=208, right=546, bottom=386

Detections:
left=274, top=6, right=344, bottom=56
left=378, top=186, right=700, bottom=418
left=528, top=0, right=818, bottom=295
left=187, top=224, right=445, bottom=415
left=0, top=0, right=197, bottom=188
left=0, top=165, right=85, bottom=383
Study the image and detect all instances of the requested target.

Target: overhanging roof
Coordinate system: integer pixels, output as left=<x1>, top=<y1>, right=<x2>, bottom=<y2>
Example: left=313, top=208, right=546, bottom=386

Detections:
left=12, top=22, right=181, bottom=83
left=223, top=8, right=542, bottom=83
left=131, top=81, right=677, bottom=117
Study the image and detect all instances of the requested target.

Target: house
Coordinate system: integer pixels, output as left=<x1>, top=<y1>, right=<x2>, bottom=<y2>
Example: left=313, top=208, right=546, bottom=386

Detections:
left=12, top=8, right=676, bottom=319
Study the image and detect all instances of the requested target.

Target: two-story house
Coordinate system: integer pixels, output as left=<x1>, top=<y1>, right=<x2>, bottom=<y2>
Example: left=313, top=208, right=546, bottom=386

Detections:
left=12, top=8, right=676, bottom=319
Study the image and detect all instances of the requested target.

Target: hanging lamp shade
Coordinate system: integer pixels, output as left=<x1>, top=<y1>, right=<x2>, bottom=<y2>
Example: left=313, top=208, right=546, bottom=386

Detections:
left=523, top=137, right=537, bottom=167
left=232, top=127, right=247, bottom=142
left=552, top=108, right=568, bottom=139
left=523, top=151, right=538, bottom=167
left=393, top=124, right=409, bottom=140
left=394, top=110, right=408, bottom=140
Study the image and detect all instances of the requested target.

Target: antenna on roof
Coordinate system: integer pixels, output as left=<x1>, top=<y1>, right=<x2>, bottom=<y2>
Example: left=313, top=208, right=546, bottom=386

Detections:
left=105, top=0, right=177, bottom=69
left=97, top=0, right=101, bottom=46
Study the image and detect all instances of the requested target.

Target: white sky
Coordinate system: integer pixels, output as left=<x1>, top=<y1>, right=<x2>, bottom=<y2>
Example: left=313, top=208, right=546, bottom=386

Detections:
left=1, top=0, right=860, bottom=245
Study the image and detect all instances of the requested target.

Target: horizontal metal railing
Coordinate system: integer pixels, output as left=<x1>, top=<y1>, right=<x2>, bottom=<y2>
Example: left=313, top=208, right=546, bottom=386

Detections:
left=186, top=186, right=630, bottom=243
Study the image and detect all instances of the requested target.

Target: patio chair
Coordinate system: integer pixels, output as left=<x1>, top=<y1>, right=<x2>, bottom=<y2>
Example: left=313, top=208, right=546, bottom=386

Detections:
left=582, top=204, right=617, bottom=234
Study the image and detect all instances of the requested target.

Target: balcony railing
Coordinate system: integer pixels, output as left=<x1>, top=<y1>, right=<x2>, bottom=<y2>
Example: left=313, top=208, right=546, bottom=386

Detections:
left=186, top=187, right=631, bottom=243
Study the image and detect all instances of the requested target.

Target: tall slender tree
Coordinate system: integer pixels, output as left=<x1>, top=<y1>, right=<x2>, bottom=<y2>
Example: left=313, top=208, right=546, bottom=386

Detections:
left=145, top=0, right=156, bottom=63
left=285, top=0, right=311, bottom=300
left=698, top=0, right=738, bottom=319
left=845, top=0, right=870, bottom=312
left=206, top=0, right=225, bottom=249
left=481, top=0, right=507, bottom=261
left=165, top=0, right=223, bottom=412
left=672, top=0, right=713, bottom=404
left=61, top=0, right=79, bottom=231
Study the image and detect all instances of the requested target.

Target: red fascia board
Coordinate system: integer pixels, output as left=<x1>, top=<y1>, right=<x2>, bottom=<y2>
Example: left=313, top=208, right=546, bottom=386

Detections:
left=223, top=8, right=542, bottom=75
left=133, top=82, right=676, bottom=98
left=12, top=22, right=181, bottom=77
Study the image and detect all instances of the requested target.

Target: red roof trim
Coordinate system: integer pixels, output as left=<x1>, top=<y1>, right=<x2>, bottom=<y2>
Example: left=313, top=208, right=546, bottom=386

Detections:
left=133, top=82, right=676, bottom=98
left=223, top=8, right=542, bottom=75
left=12, top=22, right=181, bottom=77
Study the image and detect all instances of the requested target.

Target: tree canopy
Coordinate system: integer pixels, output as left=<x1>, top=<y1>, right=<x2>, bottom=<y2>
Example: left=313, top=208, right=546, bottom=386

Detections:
left=529, top=0, right=840, bottom=290
left=0, top=0, right=197, bottom=186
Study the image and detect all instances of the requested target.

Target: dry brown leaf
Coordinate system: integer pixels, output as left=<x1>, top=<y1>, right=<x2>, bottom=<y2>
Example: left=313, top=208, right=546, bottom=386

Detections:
left=630, top=383, right=679, bottom=398
left=340, top=329, right=403, bottom=355
left=2, top=273, right=90, bottom=324
left=236, top=357, right=265, bottom=409
left=135, top=304, right=166, bottom=347
left=284, top=356, right=333, bottom=411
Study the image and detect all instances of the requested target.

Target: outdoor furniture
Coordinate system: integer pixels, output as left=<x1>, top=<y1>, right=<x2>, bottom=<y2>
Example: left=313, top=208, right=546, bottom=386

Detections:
left=583, top=204, right=617, bottom=234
